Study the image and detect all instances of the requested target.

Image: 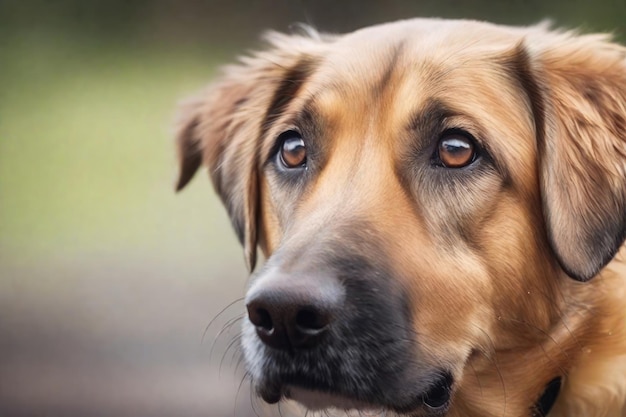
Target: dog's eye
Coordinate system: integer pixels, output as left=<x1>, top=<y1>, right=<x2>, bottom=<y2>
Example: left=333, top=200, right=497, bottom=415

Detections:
left=437, top=131, right=476, bottom=168
left=278, top=130, right=307, bottom=169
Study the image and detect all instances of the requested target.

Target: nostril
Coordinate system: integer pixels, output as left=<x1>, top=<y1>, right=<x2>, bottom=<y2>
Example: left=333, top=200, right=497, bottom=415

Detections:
left=295, top=308, right=329, bottom=333
left=256, top=308, right=273, bottom=331
left=247, top=304, right=274, bottom=332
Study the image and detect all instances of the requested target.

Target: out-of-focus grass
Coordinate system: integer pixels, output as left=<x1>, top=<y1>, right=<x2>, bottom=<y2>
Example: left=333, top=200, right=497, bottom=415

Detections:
left=0, top=32, right=243, bottom=268
left=0, top=32, right=256, bottom=416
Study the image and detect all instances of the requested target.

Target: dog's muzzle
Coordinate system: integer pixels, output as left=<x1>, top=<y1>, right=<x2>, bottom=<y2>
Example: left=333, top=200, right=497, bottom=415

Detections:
left=241, top=251, right=454, bottom=414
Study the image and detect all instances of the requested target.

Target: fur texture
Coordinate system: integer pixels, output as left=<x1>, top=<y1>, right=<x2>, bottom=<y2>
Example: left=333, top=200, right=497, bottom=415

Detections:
left=176, top=19, right=626, bottom=417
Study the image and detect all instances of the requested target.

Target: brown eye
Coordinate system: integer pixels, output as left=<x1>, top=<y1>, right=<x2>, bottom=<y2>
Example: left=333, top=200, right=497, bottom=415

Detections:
left=437, top=132, right=476, bottom=168
left=278, top=131, right=307, bottom=169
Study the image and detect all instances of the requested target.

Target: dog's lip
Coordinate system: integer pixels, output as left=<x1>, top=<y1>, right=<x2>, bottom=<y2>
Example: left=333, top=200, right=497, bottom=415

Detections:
left=258, top=382, right=388, bottom=411
left=257, top=372, right=454, bottom=415
left=284, top=386, right=381, bottom=411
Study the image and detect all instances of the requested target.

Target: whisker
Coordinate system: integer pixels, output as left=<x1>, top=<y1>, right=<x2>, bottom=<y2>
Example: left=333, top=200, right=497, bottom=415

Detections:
left=201, top=297, right=245, bottom=345
left=229, top=342, right=243, bottom=371
left=210, top=314, right=245, bottom=363
left=234, top=349, right=246, bottom=376
left=220, top=335, right=242, bottom=377
left=235, top=371, right=251, bottom=417
left=249, top=383, right=262, bottom=417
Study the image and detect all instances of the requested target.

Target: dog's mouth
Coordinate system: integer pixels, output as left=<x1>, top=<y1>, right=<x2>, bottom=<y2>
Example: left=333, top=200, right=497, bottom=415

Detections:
left=256, top=371, right=454, bottom=415
left=242, top=253, right=457, bottom=415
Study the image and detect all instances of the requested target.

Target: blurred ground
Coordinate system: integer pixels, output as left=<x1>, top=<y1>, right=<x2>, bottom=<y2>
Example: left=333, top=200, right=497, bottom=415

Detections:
left=0, top=1, right=625, bottom=417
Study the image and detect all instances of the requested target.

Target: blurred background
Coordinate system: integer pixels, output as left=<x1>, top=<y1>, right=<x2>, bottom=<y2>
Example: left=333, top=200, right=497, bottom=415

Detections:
left=1, top=1, right=625, bottom=416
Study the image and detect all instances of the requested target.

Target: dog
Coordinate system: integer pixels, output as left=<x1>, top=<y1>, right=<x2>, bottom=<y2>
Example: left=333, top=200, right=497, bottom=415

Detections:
left=174, top=19, right=626, bottom=417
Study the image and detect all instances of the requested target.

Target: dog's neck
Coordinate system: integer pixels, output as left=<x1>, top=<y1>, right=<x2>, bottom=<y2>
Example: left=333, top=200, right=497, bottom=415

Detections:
left=453, top=249, right=626, bottom=417
left=549, top=248, right=626, bottom=417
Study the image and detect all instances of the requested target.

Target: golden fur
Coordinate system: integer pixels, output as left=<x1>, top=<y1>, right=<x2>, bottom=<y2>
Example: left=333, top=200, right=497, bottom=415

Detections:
left=175, top=19, right=626, bottom=417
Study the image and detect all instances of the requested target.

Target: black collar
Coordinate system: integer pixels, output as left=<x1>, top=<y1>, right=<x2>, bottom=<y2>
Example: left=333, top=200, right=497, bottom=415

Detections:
left=532, top=377, right=562, bottom=416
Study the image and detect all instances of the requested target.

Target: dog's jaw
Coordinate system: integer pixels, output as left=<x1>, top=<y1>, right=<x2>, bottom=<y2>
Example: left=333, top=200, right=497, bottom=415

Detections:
left=286, top=387, right=382, bottom=412
left=241, top=319, right=374, bottom=409
left=243, top=319, right=389, bottom=411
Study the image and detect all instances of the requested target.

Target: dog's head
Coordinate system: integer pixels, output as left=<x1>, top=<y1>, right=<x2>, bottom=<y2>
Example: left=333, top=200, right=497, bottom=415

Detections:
left=176, top=19, right=626, bottom=416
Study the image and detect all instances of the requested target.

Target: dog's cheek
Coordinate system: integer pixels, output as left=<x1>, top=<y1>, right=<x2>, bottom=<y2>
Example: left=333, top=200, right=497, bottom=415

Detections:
left=387, top=233, right=494, bottom=357
left=474, top=197, right=562, bottom=345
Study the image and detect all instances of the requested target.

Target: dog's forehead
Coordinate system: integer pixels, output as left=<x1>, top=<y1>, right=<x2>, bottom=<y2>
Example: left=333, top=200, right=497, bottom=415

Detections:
left=315, top=19, right=527, bottom=81
left=302, top=19, right=531, bottom=119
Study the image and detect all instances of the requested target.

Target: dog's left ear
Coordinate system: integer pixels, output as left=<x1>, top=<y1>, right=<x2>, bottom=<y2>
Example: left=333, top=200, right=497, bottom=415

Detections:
left=521, top=32, right=626, bottom=281
left=174, top=31, right=326, bottom=271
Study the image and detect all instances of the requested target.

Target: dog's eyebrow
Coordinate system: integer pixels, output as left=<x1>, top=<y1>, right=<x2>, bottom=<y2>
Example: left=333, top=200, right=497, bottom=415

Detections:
left=289, top=93, right=326, bottom=135
left=297, top=95, right=319, bottom=120
left=407, top=98, right=458, bottom=133
left=261, top=57, right=318, bottom=137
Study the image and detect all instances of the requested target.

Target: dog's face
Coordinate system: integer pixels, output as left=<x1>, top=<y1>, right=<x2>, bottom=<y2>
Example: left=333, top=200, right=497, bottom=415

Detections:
left=176, top=19, right=626, bottom=416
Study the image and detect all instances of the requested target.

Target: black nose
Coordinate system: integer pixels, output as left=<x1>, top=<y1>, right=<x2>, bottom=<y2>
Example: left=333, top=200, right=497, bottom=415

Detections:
left=246, top=290, right=335, bottom=350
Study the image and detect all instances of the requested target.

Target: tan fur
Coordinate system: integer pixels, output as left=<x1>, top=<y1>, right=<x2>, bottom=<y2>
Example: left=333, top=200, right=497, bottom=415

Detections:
left=176, top=19, right=626, bottom=417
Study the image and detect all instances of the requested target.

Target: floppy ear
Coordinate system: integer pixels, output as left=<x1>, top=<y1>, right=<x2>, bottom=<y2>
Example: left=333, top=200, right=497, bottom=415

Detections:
left=174, top=31, right=325, bottom=271
left=525, top=32, right=626, bottom=281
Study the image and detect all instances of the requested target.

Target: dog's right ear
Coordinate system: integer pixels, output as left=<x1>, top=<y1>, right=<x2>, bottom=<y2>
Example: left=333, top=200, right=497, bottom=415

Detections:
left=174, top=31, right=326, bottom=271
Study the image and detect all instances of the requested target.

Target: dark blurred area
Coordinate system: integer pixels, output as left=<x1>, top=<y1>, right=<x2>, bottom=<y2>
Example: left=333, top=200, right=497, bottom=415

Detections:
left=0, top=1, right=625, bottom=416
left=2, top=0, right=626, bottom=49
